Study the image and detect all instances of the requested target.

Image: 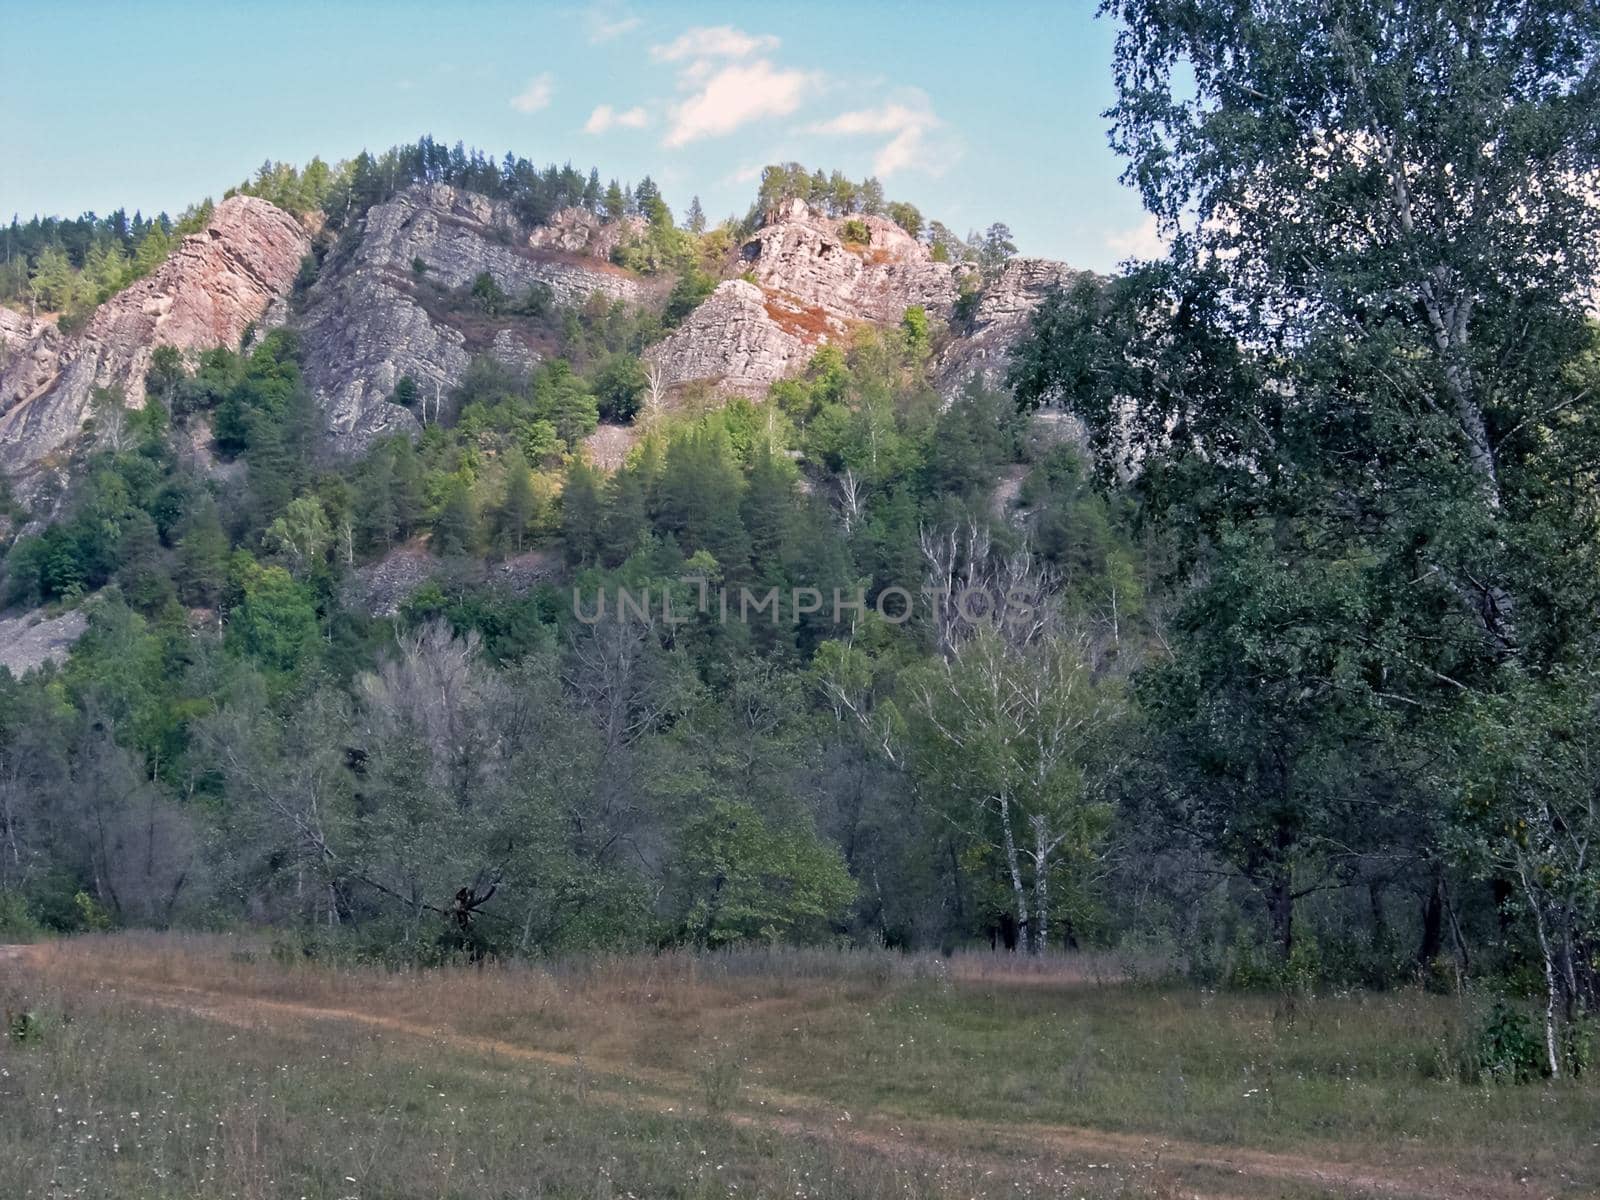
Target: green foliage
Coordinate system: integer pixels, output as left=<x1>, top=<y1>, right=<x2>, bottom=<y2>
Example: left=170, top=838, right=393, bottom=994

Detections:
left=886, top=202, right=923, bottom=239
left=227, top=555, right=319, bottom=675
left=469, top=271, right=509, bottom=316
left=589, top=353, right=647, bottom=423
left=2, top=206, right=178, bottom=317
left=676, top=798, right=856, bottom=945
left=0, top=892, right=42, bottom=940
left=1463, top=1000, right=1546, bottom=1085
left=663, top=268, right=715, bottom=329
left=752, top=163, right=887, bottom=221
left=6, top=1008, right=45, bottom=1045
left=73, top=890, right=112, bottom=932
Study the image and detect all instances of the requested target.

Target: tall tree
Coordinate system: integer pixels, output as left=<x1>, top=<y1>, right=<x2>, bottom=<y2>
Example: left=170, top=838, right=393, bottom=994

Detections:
left=684, top=195, right=707, bottom=235
left=1013, top=0, right=1600, bottom=971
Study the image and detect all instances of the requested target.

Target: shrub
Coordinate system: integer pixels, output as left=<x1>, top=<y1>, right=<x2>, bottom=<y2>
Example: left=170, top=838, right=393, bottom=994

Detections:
left=1462, top=999, right=1545, bottom=1084
left=6, top=1008, right=45, bottom=1045
left=0, top=891, right=41, bottom=940
left=840, top=218, right=869, bottom=244
left=470, top=271, right=508, bottom=315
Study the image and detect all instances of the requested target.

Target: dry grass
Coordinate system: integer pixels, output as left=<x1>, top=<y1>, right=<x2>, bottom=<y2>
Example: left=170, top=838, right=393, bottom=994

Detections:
left=760, top=290, right=839, bottom=342
left=3, top=934, right=1597, bottom=1199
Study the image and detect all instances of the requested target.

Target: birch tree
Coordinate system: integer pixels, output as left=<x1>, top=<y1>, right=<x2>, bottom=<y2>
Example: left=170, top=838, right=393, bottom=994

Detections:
left=907, top=626, right=1119, bottom=953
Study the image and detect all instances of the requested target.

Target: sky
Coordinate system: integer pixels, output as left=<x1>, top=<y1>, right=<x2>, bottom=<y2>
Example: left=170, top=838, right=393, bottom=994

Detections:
left=0, top=0, right=1161, bottom=272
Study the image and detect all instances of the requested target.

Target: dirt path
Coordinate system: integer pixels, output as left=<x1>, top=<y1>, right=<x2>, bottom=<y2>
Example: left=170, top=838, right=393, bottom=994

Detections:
left=11, top=946, right=1532, bottom=1200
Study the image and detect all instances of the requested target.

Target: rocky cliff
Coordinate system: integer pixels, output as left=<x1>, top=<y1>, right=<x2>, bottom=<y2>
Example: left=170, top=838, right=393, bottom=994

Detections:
left=299, top=185, right=662, bottom=457
left=935, top=257, right=1080, bottom=396
left=0, top=183, right=1079, bottom=506
left=647, top=279, right=815, bottom=397
left=738, top=198, right=958, bottom=326
left=648, top=199, right=960, bottom=399
left=649, top=199, right=1068, bottom=403
left=0, top=196, right=309, bottom=497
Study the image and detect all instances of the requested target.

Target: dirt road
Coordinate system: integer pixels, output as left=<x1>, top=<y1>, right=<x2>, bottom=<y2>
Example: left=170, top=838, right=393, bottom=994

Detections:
left=5, top=943, right=1541, bottom=1200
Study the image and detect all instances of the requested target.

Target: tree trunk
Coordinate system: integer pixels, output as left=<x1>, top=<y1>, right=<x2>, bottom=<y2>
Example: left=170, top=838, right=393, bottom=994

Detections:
left=1419, top=874, right=1444, bottom=968
left=1265, top=867, right=1294, bottom=960
left=1518, top=858, right=1561, bottom=1079
left=1031, top=814, right=1050, bottom=955
left=996, top=794, right=1031, bottom=954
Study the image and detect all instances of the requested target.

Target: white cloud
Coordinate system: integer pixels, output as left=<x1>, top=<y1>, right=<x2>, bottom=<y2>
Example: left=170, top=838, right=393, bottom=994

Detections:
left=584, top=103, right=650, bottom=134
left=1106, top=213, right=1169, bottom=261
left=664, top=59, right=818, bottom=148
left=650, top=25, right=778, bottom=63
left=589, top=14, right=640, bottom=42
left=509, top=73, right=555, bottom=114
left=807, top=93, right=945, bottom=177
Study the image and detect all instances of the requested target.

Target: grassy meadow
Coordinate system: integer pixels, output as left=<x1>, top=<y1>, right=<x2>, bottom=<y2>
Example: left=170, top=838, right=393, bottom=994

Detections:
left=0, top=935, right=1595, bottom=1199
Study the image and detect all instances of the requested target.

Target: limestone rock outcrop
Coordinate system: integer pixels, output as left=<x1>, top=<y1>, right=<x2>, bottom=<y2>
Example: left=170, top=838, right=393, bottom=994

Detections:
left=0, top=196, right=309, bottom=490
left=648, top=199, right=1069, bottom=403
left=647, top=279, right=815, bottom=397
left=739, top=198, right=958, bottom=326
left=936, top=257, right=1080, bottom=395
left=647, top=200, right=964, bottom=399
left=528, top=207, right=647, bottom=261
left=0, top=310, right=63, bottom=420
left=299, top=185, right=658, bottom=457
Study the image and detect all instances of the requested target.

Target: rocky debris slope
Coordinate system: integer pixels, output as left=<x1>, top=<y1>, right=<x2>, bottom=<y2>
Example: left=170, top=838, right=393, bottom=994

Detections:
left=0, top=196, right=309, bottom=493
left=299, top=187, right=659, bottom=457
left=345, top=540, right=562, bottom=617
left=0, top=606, right=88, bottom=676
left=935, top=257, right=1080, bottom=396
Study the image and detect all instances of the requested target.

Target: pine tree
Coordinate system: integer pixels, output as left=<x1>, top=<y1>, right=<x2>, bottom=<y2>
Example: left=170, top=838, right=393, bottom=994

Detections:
left=603, top=180, right=626, bottom=223
left=176, top=499, right=229, bottom=608
left=741, top=445, right=795, bottom=580
left=132, top=222, right=171, bottom=277
left=685, top=195, right=707, bottom=235
left=560, top=459, right=605, bottom=565
left=495, top=449, right=539, bottom=554
left=28, top=245, right=74, bottom=311
left=432, top=478, right=479, bottom=557
left=602, top=464, right=649, bottom=566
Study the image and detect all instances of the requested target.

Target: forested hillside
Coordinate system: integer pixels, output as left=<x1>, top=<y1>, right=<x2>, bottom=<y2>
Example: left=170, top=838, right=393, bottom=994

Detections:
left=1, top=0, right=1598, bottom=1087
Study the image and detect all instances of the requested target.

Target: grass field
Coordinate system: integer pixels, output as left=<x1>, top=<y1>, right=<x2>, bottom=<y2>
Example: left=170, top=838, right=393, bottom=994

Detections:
left=1, top=935, right=1595, bottom=1199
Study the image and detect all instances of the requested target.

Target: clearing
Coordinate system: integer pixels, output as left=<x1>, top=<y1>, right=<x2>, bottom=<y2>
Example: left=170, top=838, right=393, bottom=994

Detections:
left=1, top=935, right=1594, bottom=1199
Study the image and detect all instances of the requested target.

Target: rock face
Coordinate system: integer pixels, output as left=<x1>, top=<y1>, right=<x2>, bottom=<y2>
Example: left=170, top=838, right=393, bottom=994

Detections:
left=0, top=606, right=88, bottom=677
left=648, top=279, right=815, bottom=397
left=650, top=200, right=963, bottom=399
left=529, top=207, right=647, bottom=261
left=299, top=185, right=658, bottom=457
left=0, top=196, right=309, bottom=489
left=936, top=257, right=1080, bottom=396
left=0, top=310, right=63, bottom=422
left=739, top=199, right=959, bottom=326
left=649, top=199, right=1069, bottom=403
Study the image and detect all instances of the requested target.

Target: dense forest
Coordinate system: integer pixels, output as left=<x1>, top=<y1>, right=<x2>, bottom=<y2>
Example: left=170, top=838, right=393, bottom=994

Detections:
left=2, top=0, right=1598, bottom=1086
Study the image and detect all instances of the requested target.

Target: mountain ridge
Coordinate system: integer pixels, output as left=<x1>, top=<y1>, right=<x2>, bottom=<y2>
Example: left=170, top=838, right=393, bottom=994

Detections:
left=0, top=172, right=1074, bottom=514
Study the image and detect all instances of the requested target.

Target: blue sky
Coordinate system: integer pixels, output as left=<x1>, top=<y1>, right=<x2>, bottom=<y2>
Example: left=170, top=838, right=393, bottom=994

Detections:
left=0, top=1, right=1160, bottom=271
